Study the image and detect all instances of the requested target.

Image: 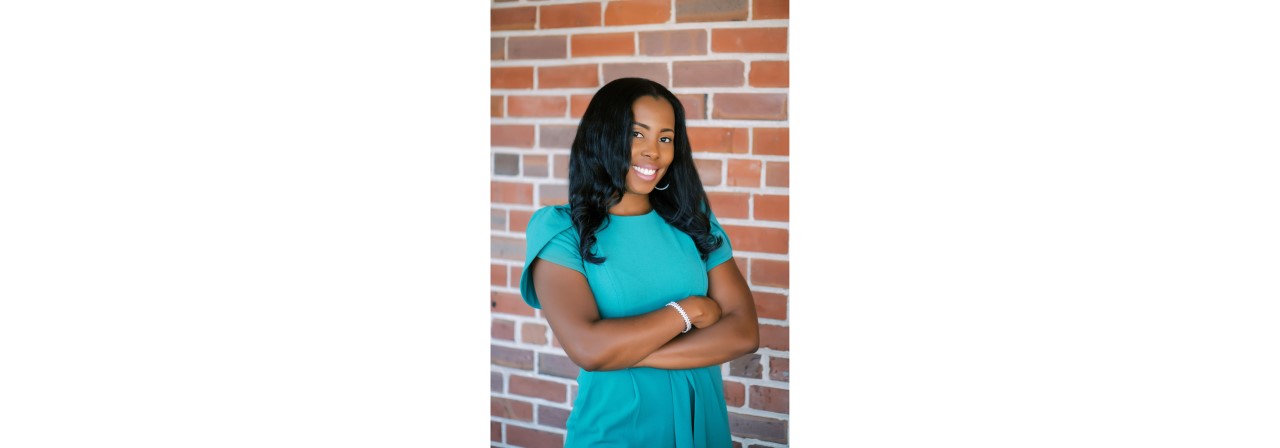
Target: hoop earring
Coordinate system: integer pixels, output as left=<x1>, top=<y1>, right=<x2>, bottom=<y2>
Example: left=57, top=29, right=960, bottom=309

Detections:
left=654, top=183, right=669, bottom=191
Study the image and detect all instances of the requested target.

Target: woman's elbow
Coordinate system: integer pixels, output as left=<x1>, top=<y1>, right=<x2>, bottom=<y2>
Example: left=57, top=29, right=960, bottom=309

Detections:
left=738, top=323, right=760, bottom=355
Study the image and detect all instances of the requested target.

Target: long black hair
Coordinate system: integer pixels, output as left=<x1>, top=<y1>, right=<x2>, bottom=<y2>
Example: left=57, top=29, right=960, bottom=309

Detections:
left=568, top=77, right=721, bottom=264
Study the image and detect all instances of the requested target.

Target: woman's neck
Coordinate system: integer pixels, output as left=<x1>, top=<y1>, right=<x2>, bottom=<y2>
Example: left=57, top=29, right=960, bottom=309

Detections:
left=609, top=193, right=651, bottom=216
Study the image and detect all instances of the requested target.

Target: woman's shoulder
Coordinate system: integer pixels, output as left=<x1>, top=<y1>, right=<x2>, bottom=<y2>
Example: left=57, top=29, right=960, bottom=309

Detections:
left=526, top=204, right=575, bottom=240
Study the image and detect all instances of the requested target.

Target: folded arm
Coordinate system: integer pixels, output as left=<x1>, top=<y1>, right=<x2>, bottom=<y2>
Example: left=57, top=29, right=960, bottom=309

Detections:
left=635, top=258, right=760, bottom=370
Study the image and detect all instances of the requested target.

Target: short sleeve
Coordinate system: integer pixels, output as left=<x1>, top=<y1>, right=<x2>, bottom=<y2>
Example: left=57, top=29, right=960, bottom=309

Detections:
left=705, top=209, right=734, bottom=271
left=519, top=205, right=585, bottom=309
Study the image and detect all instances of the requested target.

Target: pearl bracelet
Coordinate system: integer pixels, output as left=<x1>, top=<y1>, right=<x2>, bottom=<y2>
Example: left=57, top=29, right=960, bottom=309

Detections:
left=666, top=301, right=692, bottom=333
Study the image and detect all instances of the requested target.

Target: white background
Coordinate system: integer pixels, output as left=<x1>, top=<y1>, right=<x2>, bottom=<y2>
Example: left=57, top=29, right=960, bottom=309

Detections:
left=2, top=1, right=1278, bottom=446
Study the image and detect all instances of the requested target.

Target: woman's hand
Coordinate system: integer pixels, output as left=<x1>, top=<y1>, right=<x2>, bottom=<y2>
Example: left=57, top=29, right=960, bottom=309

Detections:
left=677, top=295, right=722, bottom=329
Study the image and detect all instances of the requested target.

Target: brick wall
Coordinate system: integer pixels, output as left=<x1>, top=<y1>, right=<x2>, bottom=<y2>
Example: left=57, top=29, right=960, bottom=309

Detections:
left=491, top=1, right=789, bottom=446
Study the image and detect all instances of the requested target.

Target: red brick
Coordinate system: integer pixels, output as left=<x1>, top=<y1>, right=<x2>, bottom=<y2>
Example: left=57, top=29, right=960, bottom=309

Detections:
left=491, top=396, right=533, bottom=421
left=508, top=95, right=567, bottom=118
left=492, top=6, right=537, bottom=30
left=752, top=258, right=788, bottom=288
left=492, top=318, right=515, bottom=341
left=521, top=322, right=548, bottom=345
left=605, top=0, right=671, bottom=25
left=553, top=154, right=571, bottom=179
left=706, top=191, right=749, bottom=219
left=524, top=154, right=549, bottom=177
left=510, top=210, right=534, bottom=234
left=494, top=153, right=519, bottom=176
left=749, top=385, right=788, bottom=413
left=639, top=29, right=708, bottom=56
left=492, top=124, right=534, bottom=148
left=676, top=93, right=706, bottom=120
left=491, top=67, right=534, bottom=89
left=491, top=206, right=508, bottom=229
left=769, top=356, right=789, bottom=382
left=491, top=263, right=508, bottom=287
left=722, top=224, right=787, bottom=254
left=728, top=353, right=762, bottom=378
left=602, top=62, right=669, bottom=87
left=752, top=127, right=788, bottom=155
left=538, top=405, right=571, bottom=429
left=537, top=352, right=580, bottom=380
left=540, top=124, right=577, bottom=149
left=539, top=183, right=568, bottom=206
left=753, top=0, right=789, bottom=20
left=749, top=60, right=788, bottom=87
left=713, top=93, right=787, bottom=120
left=510, top=374, right=566, bottom=403
left=676, top=0, right=748, bottom=22
left=693, top=158, right=722, bottom=186
left=491, top=181, right=534, bottom=205
left=712, top=27, right=788, bottom=53
left=491, top=344, right=535, bottom=370
left=491, top=420, right=502, bottom=442
left=724, top=380, right=745, bottom=407
left=728, top=412, right=787, bottom=443
left=510, top=266, right=524, bottom=288
left=570, top=94, right=593, bottom=118
left=673, top=60, right=744, bottom=87
left=759, top=324, right=788, bottom=350
left=492, top=291, right=535, bottom=317
left=509, top=35, right=568, bottom=59
left=753, top=194, right=788, bottom=222
left=492, top=234, right=526, bottom=261
left=752, top=291, right=787, bottom=320
left=688, top=127, right=748, bottom=154
left=726, top=159, right=761, bottom=187
left=538, top=64, right=599, bottom=89
left=572, top=32, right=635, bottom=57
left=491, top=37, right=505, bottom=61
left=491, top=96, right=504, bottom=118
left=765, top=161, right=788, bottom=187
left=507, top=425, right=564, bottom=448
left=541, top=2, right=601, bottom=29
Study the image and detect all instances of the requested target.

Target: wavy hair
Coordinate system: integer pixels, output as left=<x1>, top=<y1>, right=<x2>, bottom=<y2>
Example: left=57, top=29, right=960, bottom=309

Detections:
left=568, top=77, right=721, bottom=264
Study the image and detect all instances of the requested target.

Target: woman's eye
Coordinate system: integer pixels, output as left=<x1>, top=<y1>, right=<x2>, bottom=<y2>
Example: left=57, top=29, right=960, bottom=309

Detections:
left=659, top=136, right=672, bottom=143
left=632, top=131, right=643, bottom=138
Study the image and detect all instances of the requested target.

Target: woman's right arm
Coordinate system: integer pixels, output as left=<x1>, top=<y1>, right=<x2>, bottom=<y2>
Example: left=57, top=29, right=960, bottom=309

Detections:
left=530, top=259, right=720, bottom=371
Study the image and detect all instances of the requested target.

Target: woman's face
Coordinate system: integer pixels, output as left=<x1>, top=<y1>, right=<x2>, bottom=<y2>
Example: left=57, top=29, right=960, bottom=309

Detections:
left=624, top=95, right=676, bottom=196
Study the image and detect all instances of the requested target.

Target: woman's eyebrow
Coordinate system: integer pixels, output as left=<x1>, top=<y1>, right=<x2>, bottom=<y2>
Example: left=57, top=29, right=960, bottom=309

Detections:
left=631, top=122, right=674, bottom=133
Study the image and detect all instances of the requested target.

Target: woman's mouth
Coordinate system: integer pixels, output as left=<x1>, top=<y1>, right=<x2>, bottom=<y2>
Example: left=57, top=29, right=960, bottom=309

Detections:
left=633, top=165, right=658, bottom=181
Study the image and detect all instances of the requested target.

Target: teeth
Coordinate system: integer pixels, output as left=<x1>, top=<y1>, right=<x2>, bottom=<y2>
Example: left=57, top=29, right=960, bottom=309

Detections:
left=635, top=166, right=656, bottom=175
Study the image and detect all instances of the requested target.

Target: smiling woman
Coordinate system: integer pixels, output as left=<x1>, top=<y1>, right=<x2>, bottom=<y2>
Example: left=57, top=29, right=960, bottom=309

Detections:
left=519, top=78, right=759, bottom=448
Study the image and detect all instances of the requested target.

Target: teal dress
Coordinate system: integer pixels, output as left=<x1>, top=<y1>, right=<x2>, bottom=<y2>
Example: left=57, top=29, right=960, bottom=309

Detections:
left=520, top=204, right=735, bottom=448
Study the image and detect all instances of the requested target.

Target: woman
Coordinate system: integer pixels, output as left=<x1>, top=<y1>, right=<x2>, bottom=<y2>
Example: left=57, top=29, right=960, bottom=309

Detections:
left=519, top=77, right=759, bottom=447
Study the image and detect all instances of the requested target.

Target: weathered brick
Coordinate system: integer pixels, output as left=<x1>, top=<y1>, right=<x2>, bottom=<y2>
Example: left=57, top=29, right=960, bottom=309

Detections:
left=509, top=95, right=567, bottom=118
left=491, top=124, right=535, bottom=148
left=491, top=234, right=527, bottom=261
left=765, top=161, right=788, bottom=187
left=491, top=420, right=502, bottom=442
left=753, top=193, right=788, bottom=222
left=605, top=0, right=670, bottom=25
left=749, top=60, right=788, bottom=87
left=492, top=66, right=534, bottom=89
left=492, top=318, right=515, bottom=341
left=539, top=64, right=599, bottom=89
left=509, top=35, right=568, bottom=60
left=722, top=224, right=787, bottom=254
left=508, top=425, right=564, bottom=448
left=751, top=258, right=788, bottom=288
left=523, top=154, right=549, bottom=178
left=712, top=27, right=788, bottom=53
left=673, top=60, right=744, bottom=87
left=538, top=352, right=580, bottom=379
left=753, top=0, right=789, bottom=20
left=706, top=191, right=749, bottom=219
left=494, top=153, right=519, bottom=176
left=510, top=374, right=566, bottom=403
left=491, top=396, right=533, bottom=421
left=540, top=2, right=601, bottom=29
left=693, top=158, right=722, bottom=186
left=491, top=344, right=534, bottom=370
left=676, top=0, right=748, bottom=23
left=510, top=266, right=524, bottom=288
left=753, top=290, right=787, bottom=320
left=510, top=210, right=533, bottom=234
left=540, top=124, right=578, bottom=149
left=728, top=412, right=787, bottom=443
left=728, top=353, right=762, bottom=378
left=491, top=207, right=507, bottom=231
left=539, top=183, right=569, bottom=206
left=538, top=404, right=572, bottom=430
left=570, top=94, right=593, bottom=118
left=769, top=356, right=789, bottom=382
left=688, top=127, right=748, bottom=154
left=491, top=371, right=504, bottom=393
left=749, top=385, right=789, bottom=413
left=676, top=93, right=706, bottom=120
left=492, top=291, right=535, bottom=317
left=553, top=154, right=571, bottom=179
left=713, top=93, right=787, bottom=120
left=521, top=322, right=548, bottom=345
left=492, top=6, right=536, bottom=30
left=602, top=62, right=669, bottom=87
left=491, top=95, right=504, bottom=117
left=726, top=159, right=762, bottom=187
left=491, top=263, right=508, bottom=286
left=572, top=32, right=635, bottom=57
left=491, top=181, right=533, bottom=205
left=752, top=127, right=788, bottom=155
left=639, top=29, right=708, bottom=56
left=491, top=37, right=505, bottom=61
left=759, top=324, right=788, bottom=350
left=724, top=380, right=745, bottom=407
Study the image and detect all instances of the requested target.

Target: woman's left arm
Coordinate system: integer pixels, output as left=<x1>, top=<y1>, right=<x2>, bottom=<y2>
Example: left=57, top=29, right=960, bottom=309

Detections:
left=634, top=257, right=760, bottom=369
